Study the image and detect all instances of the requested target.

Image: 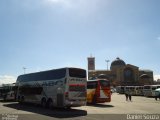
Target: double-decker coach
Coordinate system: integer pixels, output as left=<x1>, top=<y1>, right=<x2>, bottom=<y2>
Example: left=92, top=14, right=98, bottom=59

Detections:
left=16, top=67, right=87, bottom=109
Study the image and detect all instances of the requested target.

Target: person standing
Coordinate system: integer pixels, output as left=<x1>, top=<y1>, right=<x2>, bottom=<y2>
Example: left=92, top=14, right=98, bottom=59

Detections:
left=129, top=94, right=132, bottom=101
left=128, top=90, right=132, bottom=102
left=125, top=90, right=129, bottom=101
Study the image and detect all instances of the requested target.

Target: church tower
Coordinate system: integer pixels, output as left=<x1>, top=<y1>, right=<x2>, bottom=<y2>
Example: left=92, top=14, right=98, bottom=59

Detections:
left=87, top=56, right=95, bottom=71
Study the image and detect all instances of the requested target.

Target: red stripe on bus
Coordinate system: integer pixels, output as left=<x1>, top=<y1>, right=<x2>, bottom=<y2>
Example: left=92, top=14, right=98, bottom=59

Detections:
left=69, top=84, right=85, bottom=86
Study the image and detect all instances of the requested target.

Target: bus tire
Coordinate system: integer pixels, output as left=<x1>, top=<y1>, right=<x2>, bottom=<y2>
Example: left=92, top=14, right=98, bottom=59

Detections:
left=3, top=95, right=7, bottom=101
left=47, top=99, right=53, bottom=109
left=41, top=98, right=46, bottom=108
left=17, top=96, right=21, bottom=102
left=20, top=96, right=25, bottom=104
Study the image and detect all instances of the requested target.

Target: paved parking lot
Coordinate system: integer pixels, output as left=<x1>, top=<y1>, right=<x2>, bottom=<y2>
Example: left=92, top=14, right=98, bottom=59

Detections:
left=79, top=93, right=160, bottom=114
left=0, top=93, right=160, bottom=120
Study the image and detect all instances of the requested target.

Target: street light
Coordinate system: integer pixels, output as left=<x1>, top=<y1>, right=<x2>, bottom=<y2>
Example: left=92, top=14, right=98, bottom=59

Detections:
left=105, top=60, right=110, bottom=70
left=23, top=67, right=26, bottom=74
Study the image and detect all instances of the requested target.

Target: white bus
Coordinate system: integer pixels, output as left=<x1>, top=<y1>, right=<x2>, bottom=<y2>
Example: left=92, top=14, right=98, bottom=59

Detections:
left=124, top=86, right=144, bottom=96
left=124, top=86, right=136, bottom=95
left=16, top=67, right=87, bottom=108
left=116, top=86, right=125, bottom=94
left=143, top=85, right=160, bottom=97
left=134, top=86, right=144, bottom=96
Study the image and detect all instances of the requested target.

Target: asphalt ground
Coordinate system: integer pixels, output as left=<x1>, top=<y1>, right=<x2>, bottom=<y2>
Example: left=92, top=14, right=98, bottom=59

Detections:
left=0, top=93, right=160, bottom=120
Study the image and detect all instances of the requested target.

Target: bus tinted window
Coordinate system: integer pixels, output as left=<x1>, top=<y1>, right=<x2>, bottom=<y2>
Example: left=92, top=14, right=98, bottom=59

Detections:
left=19, top=86, right=43, bottom=95
left=17, top=68, right=66, bottom=82
left=69, top=68, right=86, bottom=78
left=99, top=80, right=110, bottom=87
left=144, top=86, right=151, bottom=89
left=87, top=81, right=97, bottom=89
left=152, top=87, right=157, bottom=90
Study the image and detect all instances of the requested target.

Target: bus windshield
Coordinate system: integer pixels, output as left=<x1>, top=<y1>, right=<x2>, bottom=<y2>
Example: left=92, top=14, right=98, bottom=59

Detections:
left=69, top=68, right=86, bottom=78
left=99, top=80, right=110, bottom=87
left=87, top=81, right=97, bottom=89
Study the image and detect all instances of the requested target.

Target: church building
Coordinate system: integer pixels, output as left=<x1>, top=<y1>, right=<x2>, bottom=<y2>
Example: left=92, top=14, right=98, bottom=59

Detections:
left=87, top=56, right=153, bottom=86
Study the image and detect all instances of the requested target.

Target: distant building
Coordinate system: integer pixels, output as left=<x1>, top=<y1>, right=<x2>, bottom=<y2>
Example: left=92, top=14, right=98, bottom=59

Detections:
left=87, top=56, right=95, bottom=71
left=87, top=57, right=153, bottom=86
left=156, top=79, right=160, bottom=84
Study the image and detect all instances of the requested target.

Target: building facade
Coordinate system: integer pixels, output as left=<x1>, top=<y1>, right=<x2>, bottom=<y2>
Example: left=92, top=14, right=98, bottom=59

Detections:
left=88, top=57, right=153, bottom=86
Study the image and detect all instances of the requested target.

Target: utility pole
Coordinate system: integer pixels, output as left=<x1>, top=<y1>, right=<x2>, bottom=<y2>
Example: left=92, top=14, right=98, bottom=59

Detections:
left=23, top=67, right=26, bottom=74
left=105, top=60, right=110, bottom=70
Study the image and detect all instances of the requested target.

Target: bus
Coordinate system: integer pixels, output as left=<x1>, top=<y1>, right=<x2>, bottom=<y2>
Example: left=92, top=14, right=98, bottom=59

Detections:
left=143, top=85, right=160, bottom=97
left=124, top=86, right=143, bottom=96
left=116, top=86, right=125, bottom=94
left=134, top=86, right=144, bottom=96
left=124, top=86, right=136, bottom=95
left=16, top=67, right=87, bottom=108
left=0, top=83, right=16, bottom=101
left=87, top=79, right=111, bottom=104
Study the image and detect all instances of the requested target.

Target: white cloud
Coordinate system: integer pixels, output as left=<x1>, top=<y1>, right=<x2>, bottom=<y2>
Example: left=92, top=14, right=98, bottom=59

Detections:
left=44, top=0, right=104, bottom=15
left=154, top=75, right=160, bottom=81
left=12, top=0, right=107, bottom=20
left=0, top=75, right=16, bottom=85
left=46, top=0, right=71, bottom=7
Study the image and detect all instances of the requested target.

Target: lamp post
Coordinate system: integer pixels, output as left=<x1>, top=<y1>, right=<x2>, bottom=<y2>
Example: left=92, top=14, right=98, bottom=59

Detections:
left=23, top=67, right=26, bottom=74
left=105, top=60, right=110, bottom=70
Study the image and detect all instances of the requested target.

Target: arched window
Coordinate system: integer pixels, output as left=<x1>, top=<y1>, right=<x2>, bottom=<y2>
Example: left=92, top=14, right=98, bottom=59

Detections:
left=124, top=68, right=135, bottom=82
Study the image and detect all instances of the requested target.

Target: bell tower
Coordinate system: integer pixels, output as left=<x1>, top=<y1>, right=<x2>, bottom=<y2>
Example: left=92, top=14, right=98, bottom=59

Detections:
left=87, top=56, right=95, bottom=71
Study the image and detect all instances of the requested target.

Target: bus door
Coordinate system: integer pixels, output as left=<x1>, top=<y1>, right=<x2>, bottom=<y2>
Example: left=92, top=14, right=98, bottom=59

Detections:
left=99, top=80, right=110, bottom=99
left=87, top=81, right=97, bottom=103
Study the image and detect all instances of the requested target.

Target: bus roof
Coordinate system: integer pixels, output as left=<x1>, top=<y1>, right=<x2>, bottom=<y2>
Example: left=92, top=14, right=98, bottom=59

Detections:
left=18, top=67, right=85, bottom=76
left=17, top=67, right=86, bottom=82
left=144, top=84, right=160, bottom=86
left=87, top=79, right=109, bottom=82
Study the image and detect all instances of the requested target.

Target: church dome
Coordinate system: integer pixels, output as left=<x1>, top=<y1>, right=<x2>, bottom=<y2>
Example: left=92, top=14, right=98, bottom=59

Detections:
left=111, top=57, right=126, bottom=68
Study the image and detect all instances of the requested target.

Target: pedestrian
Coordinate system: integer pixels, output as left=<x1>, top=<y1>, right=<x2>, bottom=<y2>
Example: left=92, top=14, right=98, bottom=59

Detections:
left=128, top=90, right=132, bottom=102
left=129, top=94, right=132, bottom=101
left=125, top=90, right=129, bottom=101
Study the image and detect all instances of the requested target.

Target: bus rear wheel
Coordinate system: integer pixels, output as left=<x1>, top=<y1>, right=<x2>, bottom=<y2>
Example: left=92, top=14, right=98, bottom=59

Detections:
left=47, top=99, right=53, bottom=109
left=41, top=98, right=47, bottom=108
left=3, top=95, right=7, bottom=101
left=19, top=96, right=25, bottom=104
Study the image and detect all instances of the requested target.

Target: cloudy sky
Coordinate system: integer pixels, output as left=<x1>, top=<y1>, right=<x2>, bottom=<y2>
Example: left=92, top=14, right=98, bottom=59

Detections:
left=0, top=0, right=160, bottom=84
